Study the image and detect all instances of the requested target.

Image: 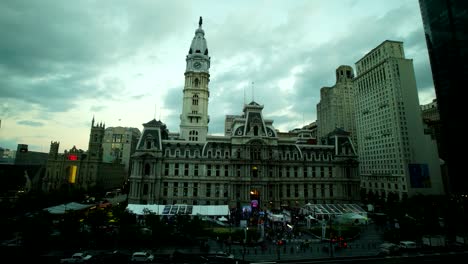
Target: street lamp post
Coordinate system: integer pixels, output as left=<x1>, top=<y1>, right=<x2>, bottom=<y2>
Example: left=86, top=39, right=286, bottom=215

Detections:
left=243, top=227, right=248, bottom=261
left=329, top=216, right=334, bottom=257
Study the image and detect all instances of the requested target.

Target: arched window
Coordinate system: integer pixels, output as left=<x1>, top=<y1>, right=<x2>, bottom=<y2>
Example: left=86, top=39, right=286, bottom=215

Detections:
left=194, top=78, right=199, bottom=87
left=192, top=94, right=199, bottom=105
left=144, top=163, right=150, bottom=176
left=146, top=140, right=152, bottom=149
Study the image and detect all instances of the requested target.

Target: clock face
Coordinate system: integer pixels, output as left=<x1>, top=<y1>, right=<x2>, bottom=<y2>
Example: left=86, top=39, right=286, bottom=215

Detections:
left=194, top=62, right=202, bottom=69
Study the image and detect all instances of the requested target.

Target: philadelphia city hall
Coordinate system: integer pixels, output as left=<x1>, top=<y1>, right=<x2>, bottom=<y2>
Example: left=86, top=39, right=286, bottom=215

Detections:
left=128, top=18, right=360, bottom=210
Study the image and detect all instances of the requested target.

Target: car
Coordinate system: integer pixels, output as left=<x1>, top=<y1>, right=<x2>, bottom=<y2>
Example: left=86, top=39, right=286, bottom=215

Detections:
left=214, top=251, right=234, bottom=259
left=60, top=252, right=93, bottom=263
left=399, top=240, right=418, bottom=250
left=131, top=251, right=154, bottom=262
left=378, top=242, right=400, bottom=256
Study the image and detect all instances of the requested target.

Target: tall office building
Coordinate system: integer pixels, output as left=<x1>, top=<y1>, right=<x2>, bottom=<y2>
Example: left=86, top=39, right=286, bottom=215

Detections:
left=355, top=40, right=444, bottom=199
left=102, top=126, right=141, bottom=174
left=317, top=65, right=358, bottom=149
left=419, top=0, right=468, bottom=194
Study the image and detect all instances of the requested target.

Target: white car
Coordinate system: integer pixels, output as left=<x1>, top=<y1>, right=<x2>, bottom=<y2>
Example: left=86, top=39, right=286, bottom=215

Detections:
left=131, top=251, right=154, bottom=262
left=378, top=243, right=400, bottom=256
left=215, top=251, right=234, bottom=259
left=60, top=252, right=93, bottom=263
left=399, top=241, right=418, bottom=250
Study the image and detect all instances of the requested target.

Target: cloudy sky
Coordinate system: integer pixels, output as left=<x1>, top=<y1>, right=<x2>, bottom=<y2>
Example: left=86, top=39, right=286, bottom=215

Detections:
left=0, top=0, right=436, bottom=153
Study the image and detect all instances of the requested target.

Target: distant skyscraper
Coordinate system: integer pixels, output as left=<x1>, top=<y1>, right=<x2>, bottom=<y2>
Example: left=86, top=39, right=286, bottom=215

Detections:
left=355, top=40, right=444, bottom=199
left=419, top=0, right=468, bottom=194
left=317, top=65, right=357, bottom=149
left=102, top=126, right=141, bottom=173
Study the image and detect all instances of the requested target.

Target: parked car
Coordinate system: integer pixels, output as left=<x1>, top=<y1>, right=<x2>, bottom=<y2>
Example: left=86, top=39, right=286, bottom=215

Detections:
left=131, top=251, right=154, bottom=262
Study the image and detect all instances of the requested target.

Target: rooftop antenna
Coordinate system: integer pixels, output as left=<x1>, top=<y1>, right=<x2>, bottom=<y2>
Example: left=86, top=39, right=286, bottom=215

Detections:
left=252, top=81, right=255, bottom=102
left=159, top=106, right=162, bottom=120
left=243, top=85, right=246, bottom=105
left=154, top=104, right=157, bottom=120
left=302, top=113, right=305, bottom=127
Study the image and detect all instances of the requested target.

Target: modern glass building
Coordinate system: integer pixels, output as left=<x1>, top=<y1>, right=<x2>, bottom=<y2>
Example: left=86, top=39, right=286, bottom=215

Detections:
left=419, top=0, right=468, bottom=194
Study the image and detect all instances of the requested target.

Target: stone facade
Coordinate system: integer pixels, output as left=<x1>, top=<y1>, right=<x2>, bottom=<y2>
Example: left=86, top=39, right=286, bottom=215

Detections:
left=354, top=40, right=444, bottom=199
left=43, top=118, right=127, bottom=192
left=317, top=65, right=358, bottom=149
left=102, top=126, right=141, bottom=174
left=128, top=19, right=361, bottom=209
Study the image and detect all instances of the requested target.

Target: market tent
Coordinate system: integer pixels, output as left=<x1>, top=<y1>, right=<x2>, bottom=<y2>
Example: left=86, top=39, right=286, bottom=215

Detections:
left=300, top=203, right=367, bottom=219
left=44, top=202, right=93, bottom=215
left=126, top=204, right=229, bottom=216
left=192, top=205, right=229, bottom=216
left=336, top=213, right=368, bottom=224
left=126, top=204, right=165, bottom=215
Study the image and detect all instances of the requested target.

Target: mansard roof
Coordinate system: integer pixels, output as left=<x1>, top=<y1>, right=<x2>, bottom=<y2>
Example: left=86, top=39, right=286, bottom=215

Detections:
left=143, top=119, right=165, bottom=127
left=248, top=101, right=261, bottom=106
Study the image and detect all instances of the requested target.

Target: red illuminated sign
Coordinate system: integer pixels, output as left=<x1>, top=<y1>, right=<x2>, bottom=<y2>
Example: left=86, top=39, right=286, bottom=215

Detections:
left=68, top=154, right=78, bottom=161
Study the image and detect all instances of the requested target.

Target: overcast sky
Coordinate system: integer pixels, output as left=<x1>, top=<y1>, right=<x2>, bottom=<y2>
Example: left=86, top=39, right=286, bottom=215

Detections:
left=0, top=0, right=436, bottom=153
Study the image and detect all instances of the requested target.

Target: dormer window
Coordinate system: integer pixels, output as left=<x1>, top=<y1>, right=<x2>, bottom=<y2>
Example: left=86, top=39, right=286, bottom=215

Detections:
left=146, top=140, right=152, bottom=149
left=254, top=126, right=259, bottom=136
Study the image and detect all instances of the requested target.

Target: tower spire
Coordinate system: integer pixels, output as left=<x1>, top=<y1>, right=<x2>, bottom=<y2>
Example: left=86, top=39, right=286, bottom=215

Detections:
left=199, top=16, right=203, bottom=27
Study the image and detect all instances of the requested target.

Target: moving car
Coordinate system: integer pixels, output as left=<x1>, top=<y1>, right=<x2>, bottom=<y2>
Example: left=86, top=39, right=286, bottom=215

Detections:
left=378, top=242, right=400, bottom=256
left=60, top=252, right=93, bottom=263
left=131, top=251, right=154, bottom=262
left=399, top=240, right=418, bottom=251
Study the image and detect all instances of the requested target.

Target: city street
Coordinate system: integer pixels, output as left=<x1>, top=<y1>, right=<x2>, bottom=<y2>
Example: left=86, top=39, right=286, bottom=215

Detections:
left=208, top=223, right=384, bottom=262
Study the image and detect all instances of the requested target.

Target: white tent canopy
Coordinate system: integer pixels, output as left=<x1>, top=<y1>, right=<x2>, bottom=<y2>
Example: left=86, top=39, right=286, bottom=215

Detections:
left=336, top=212, right=368, bottom=224
left=126, top=204, right=229, bottom=216
left=43, top=202, right=93, bottom=215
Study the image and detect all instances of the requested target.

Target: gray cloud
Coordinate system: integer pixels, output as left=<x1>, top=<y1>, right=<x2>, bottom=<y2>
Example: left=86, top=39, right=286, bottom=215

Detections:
left=90, top=105, right=106, bottom=112
left=0, top=0, right=191, bottom=113
left=2, top=0, right=434, bottom=140
left=161, top=2, right=432, bottom=135
left=17, top=120, right=45, bottom=127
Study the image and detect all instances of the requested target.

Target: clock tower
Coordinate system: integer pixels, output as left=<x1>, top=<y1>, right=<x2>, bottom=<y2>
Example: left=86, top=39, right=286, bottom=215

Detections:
left=180, top=17, right=210, bottom=142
